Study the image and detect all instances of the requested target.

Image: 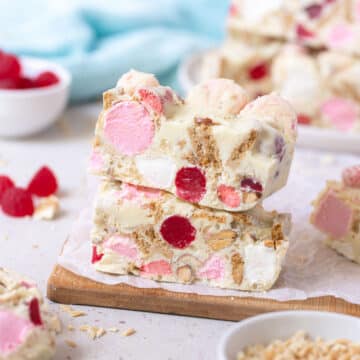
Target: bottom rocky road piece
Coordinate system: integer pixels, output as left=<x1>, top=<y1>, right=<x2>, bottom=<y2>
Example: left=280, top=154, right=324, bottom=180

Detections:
left=311, top=165, right=360, bottom=264
left=0, top=268, right=59, bottom=360
left=91, top=180, right=291, bottom=292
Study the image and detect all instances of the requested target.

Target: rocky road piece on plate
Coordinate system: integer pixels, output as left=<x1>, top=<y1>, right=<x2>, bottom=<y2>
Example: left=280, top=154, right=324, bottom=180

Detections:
left=91, top=70, right=297, bottom=212
left=202, top=42, right=360, bottom=132
left=91, top=180, right=291, bottom=291
left=0, top=268, right=59, bottom=360
left=311, top=165, right=360, bottom=264
left=227, top=0, right=360, bottom=57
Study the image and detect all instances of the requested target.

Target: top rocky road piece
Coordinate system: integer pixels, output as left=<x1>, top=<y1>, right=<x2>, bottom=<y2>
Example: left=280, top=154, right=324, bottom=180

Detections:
left=91, top=70, right=297, bottom=212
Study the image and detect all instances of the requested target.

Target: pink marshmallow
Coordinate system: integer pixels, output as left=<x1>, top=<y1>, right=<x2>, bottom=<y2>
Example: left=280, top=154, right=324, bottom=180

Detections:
left=104, top=101, right=155, bottom=155
left=198, top=255, right=225, bottom=280
left=321, top=98, right=358, bottom=131
left=89, top=149, right=104, bottom=172
left=116, top=183, right=161, bottom=204
left=0, top=311, right=34, bottom=355
left=104, top=235, right=139, bottom=260
left=140, top=260, right=172, bottom=275
left=312, top=190, right=353, bottom=238
left=326, top=24, right=354, bottom=48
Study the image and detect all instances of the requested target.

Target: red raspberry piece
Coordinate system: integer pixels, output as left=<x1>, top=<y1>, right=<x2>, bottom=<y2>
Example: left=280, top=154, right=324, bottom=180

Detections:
left=138, top=88, right=163, bottom=114
left=160, top=215, right=196, bottom=249
left=342, top=165, right=360, bottom=188
left=1, top=187, right=34, bottom=217
left=217, top=185, right=241, bottom=208
left=0, top=78, right=19, bottom=89
left=296, top=24, right=315, bottom=39
left=240, top=178, right=263, bottom=194
left=175, top=167, right=206, bottom=203
left=304, top=4, right=322, bottom=19
left=248, top=62, right=268, bottom=81
left=91, top=245, right=104, bottom=263
left=27, top=166, right=58, bottom=197
left=29, top=298, right=43, bottom=326
left=0, top=175, right=14, bottom=204
left=33, top=71, right=59, bottom=88
left=18, top=76, right=36, bottom=89
left=0, top=52, right=21, bottom=80
left=297, top=113, right=312, bottom=125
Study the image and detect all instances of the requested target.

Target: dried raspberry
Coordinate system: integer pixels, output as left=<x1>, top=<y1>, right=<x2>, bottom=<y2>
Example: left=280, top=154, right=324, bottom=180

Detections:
left=27, top=166, right=58, bottom=197
left=91, top=246, right=104, bottom=263
left=175, top=167, right=206, bottom=203
left=275, top=136, right=285, bottom=161
left=138, top=88, right=163, bottom=114
left=240, top=178, right=263, bottom=194
left=0, top=175, right=15, bottom=204
left=1, top=187, right=34, bottom=217
left=217, top=185, right=241, bottom=208
left=297, top=113, right=312, bottom=125
left=29, top=298, right=43, bottom=326
left=160, top=215, right=196, bottom=249
left=248, top=62, right=268, bottom=81
left=296, top=24, right=315, bottom=39
left=304, top=4, right=322, bottom=19
left=0, top=52, right=21, bottom=80
left=33, top=71, right=59, bottom=88
left=342, top=165, right=360, bottom=188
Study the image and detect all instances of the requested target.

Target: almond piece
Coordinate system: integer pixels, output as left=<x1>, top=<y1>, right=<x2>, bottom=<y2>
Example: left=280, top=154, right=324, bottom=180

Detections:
left=207, top=230, right=236, bottom=251
left=176, top=265, right=193, bottom=283
left=242, top=192, right=258, bottom=204
left=231, top=253, right=244, bottom=285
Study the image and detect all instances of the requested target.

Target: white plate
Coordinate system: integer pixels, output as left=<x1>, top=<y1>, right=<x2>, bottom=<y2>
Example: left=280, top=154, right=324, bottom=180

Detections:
left=217, top=310, right=360, bottom=360
left=178, top=51, right=360, bottom=154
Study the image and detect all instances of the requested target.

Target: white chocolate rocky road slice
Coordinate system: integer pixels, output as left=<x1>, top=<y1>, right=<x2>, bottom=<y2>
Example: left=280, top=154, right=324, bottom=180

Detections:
left=202, top=43, right=360, bottom=131
left=311, top=165, right=360, bottom=264
left=227, top=0, right=360, bottom=56
left=91, top=181, right=291, bottom=291
left=91, top=70, right=297, bottom=212
left=0, top=268, right=59, bottom=360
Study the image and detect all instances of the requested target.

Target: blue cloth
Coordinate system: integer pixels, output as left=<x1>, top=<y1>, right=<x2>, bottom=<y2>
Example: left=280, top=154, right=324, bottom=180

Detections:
left=0, top=0, right=229, bottom=102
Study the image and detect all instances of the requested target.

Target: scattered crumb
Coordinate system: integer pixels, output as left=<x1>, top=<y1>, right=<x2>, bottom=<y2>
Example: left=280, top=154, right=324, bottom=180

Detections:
left=49, top=316, right=62, bottom=334
left=32, top=244, right=39, bottom=249
left=33, top=195, right=60, bottom=220
left=0, top=157, right=7, bottom=167
left=237, top=331, right=360, bottom=360
left=108, top=327, right=119, bottom=333
left=67, top=324, right=75, bottom=331
left=122, top=328, right=136, bottom=337
left=79, top=324, right=106, bottom=340
left=60, top=305, right=86, bottom=318
left=65, top=340, right=77, bottom=348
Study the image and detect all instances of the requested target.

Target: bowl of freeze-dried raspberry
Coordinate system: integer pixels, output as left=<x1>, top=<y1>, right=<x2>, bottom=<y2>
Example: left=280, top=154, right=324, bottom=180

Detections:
left=0, top=51, right=71, bottom=137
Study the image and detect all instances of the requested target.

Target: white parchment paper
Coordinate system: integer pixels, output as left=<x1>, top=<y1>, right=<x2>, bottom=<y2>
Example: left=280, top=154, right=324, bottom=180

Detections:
left=58, top=149, right=360, bottom=303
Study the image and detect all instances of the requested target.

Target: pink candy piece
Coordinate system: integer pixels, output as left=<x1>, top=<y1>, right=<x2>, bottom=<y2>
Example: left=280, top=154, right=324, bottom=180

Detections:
left=312, top=190, right=353, bottom=238
left=89, top=149, right=104, bottom=172
left=326, top=24, right=354, bottom=48
left=0, top=310, right=34, bottom=355
left=104, top=235, right=139, bottom=260
left=217, top=185, right=241, bottom=208
left=140, top=260, right=172, bottom=275
left=342, top=165, right=360, bottom=188
left=321, top=98, right=358, bottom=131
left=116, top=183, right=161, bottom=203
left=137, top=88, right=163, bottom=114
left=198, top=255, right=225, bottom=280
left=104, top=101, right=155, bottom=155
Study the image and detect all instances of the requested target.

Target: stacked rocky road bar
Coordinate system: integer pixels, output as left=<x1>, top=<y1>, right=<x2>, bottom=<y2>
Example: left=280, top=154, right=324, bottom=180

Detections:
left=202, top=0, right=360, bottom=132
left=89, top=70, right=297, bottom=291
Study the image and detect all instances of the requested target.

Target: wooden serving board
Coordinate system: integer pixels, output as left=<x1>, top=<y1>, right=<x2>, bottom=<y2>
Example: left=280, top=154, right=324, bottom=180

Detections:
left=47, top=265, right=360, bottom=321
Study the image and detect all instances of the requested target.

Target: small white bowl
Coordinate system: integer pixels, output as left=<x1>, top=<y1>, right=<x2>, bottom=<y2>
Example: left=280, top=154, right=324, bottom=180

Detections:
left=0, top=57, right=71, bottom=137
left=217, top=310, right=360, bottom=360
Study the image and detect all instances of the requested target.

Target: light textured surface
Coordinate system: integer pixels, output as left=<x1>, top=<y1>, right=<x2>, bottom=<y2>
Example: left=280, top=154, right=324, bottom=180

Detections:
left=0, top=103, right=231, bottom=360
